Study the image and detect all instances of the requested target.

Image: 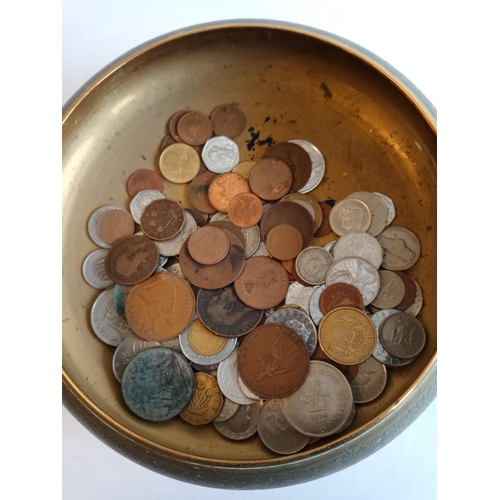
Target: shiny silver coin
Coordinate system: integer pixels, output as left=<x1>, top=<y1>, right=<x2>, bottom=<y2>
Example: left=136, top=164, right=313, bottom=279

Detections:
left=285, top=281, right=317, bottom=316
left=112, top=335, right=160, bottom=382
left=113, top=283, right=130, bottom=317
left=371, top=270, right=406, bottom=309
left=121, top=347, right=195, bottom=422
left=404, top=279, right=423, bottom=317
left=241, top=225, right=261, bottom=258
left=155, top=210, right=197, bottom=257
left=329, top=199, right=371, bottom=236
left=90, top=287, right=134, bottom=346
left=158, top=254, right=169, bottom=267
left=82, top=249, right=114, bottom=289
left=208, top=212, right=228, bottom=222
left=323, top=239, right=337, bottom=256
left=377, top=226, right=421, bottom=271
left=237, top=375, right=261, bottom=401
left=349, top=356, right=387, bottom=403
left=217, top=349, right=257, bottom=405
left=373, top=192, right=396, bottom=226
left=252, top=240, right=270, bottom=257
left=333, top=232, right=383, bottom=270
left=290, top=139, right=326, bottom=194
left=129, top=189, right=164, bottom=224
left=265, top=308, right=317, bottom=356
left=88, top=205, right=129, bottom=248
left=295, top=246, right=334, bottom=285
left=212, top=400, right=264, bottom=440
left=257, top=399, right=310, bottom=455
left=345, top=191, right=388, bottom=237
left=213, top=397, right=240, bottom=423
left=308, top=284, right=325, bottom=327
left=202, top=136, right=240, bottom=173
left=380, top=311, right=426, bottom=359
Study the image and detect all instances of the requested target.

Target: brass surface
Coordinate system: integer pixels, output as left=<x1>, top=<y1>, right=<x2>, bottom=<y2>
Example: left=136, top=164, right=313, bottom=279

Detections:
left=63, top=20, right=436, bottom=488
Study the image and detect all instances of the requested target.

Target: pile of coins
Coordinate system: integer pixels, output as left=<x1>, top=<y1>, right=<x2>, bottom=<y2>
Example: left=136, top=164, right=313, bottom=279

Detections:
left=82, top=104, right=426, bottom=455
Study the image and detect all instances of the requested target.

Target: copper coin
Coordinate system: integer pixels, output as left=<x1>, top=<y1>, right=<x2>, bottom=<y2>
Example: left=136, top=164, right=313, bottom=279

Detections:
left=168, top=110, right=189, bottom=142
left=227, top=193, right=263, bottom=228
left=96, top=209, right=135, bottom=245
left=159, top=135, right=178, bottom=152
left=211, top=104, right=247, bottom=139
left=281, top=259, right=295, bottom=275
left=234, top=257, right=290, bottom=310
left=208, top=173, right=250, bottom=213
left=179, top=228, right=245, bottom=289
left=188, top=226, right=230, bottom=265
left=140, top=199, right=184, bottom=241
left=209, top=220, right=245, bottom=246
left=394, top=271, right=417, bottom=310
left=248, top=158, right=293, bottom=201
left=197, top=286, right=263, bottom=337
left=178, top=111, right=213, bottom=146
left=314, top=202, right=334, bottom=237
left=263, top=142, right=312, bottom=192
left=266, top=224, right=303, bottom=261
left=260, top=201, right=314, bottom=248
left=237, top=324, right=309, bottom=399
left=105, top=235, right=159, bottom=285
left=185, top=208, right=206, bottom=227
left=189, top=171, right=219, bottom=214
left=319, top=283, right=364, bottom=315
left=126, top=170, right=164, bottom=198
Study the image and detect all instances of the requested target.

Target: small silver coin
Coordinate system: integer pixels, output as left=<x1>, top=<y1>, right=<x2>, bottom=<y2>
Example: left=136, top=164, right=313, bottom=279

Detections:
left=285, top=281, right=317, bottom=316
left=241, top=225, right=261, bottom=258
left=252, top=240, right=271, bottom=257
left=295, top=246, right=334, bottom=285
left=155, top=210, right=197, bottom=257
left=345, top=191, right=388, bottom=237
left=349, top=356, right=387, bottom=403
left=212, top=400, right=264, bottom=440
left=380, top=311, right=426, bottom=359
left=290, top=139, right=326, bottom=194
left=377, top=226, right=421, bottom=271
left=112, top=335, right=160, bottom=382
left=90, top=287, right=134, bottom=346
left=88, top=205, right=129, bottom=248
left=373, top=192, right=396, bottom=226
left=308, top=284, right=325, bottom=327
left=213, top=397, right=240, bottom=423
left=82, top=249, right=114, bottom=289
left=257, top=399, right=310, bottom=455
left=323, top=239, right=337, bottom=256
left=158, top=254, right=169, bottom=267
left=237, top=375, right=261, bottom=401
left=329, top=199, right=371, bottom=236
left=333, top=232, right=383, bottom=270
left=404, top=279, right=423, bottom=317
left=129, top=189, right=164, bottom=224
left=371, top=270, right=406, bottom=309
left=121, top=347, right=195, bottom=422
left=113, top=284, right=130, bottom=317
left=202, top=136, right=240, bottom=173
left=209, top=212, right=228, bottom=222
left=217, top=349, right=257, bottom=405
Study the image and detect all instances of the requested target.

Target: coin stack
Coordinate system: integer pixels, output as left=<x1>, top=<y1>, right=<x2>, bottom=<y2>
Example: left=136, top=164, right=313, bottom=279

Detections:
left=82, top=104, right=426, bottom=455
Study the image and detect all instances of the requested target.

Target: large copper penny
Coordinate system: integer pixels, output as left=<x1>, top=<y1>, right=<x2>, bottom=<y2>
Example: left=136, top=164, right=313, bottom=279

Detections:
left=168, top=110, right=189, bottom=142
left=234, top=257, right=289, bottom=310
left=105, top=235, right=159, bottom=285
left=208, top=172, right=250, bottom=213
left=197, top=285, right=263, bottom=337
left=237, top=324, right=309, bottom=399
left=394, top=271, right=418, bottom=310
left=319, top=283, right=364, bottom=315
left=260, top=201, right=314, bottom=247
left=188, top=226, right=229, bottom=265
left=97, top=209, right=135, bottom=245
left=211, top=104, right=246, bottom=139
left=127, top=170, right=164, bottom=198
left=248, top=158, right=292, bottom=201
left=314, top=202, right=334, bottom=237
left=189, top=171, right=218, bottom=215
left=227, top=193, right=263, bottom=228
left=179, top=228, right=245, bottom=289
left=125, top=272, right=195, bottom=341
left=266, top=224, right=303, bottom=261
left=140, top=199, right=184, bottom=241
left=263, top=142, right=312, bottom=192
left=178, top=111, right=213, bottom=146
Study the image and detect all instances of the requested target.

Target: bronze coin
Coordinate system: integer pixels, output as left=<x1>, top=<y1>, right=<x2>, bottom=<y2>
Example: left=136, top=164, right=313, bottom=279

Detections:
left=105, top=235, right=159, bottom=285
left=189, top=171, right=219, bottom=215
left=179, top=228, right=245, bottom=289
left=208, top=220, right=245, bottom=246
left=208, top=173, right=250, bottom=213
left=168, top=110, right=189, bottom=142
left=227, top=193, right=263, bottom=228
left=188, top=226, right=229, bottom=265
left=319, top=283, right=364, bottom=314
left=185, top=208, right=206, bottom=227
left=234, top=257, right=290, bottom=310
left=126, top=169, right=164, bottom=198
left=96, top=209, right=135, bottom=245
left=260, top=201, right=314, bottom=248
left=237, top=324, right=309, bottom=399
left=263, top=142, right=312, bottom=192
left=159, top=134, right=178, bottom=152
left=197, top=285, right=263, bottom=337
left=210, top=104, right=247, bottom=139
left=248, top=158, right=293, bottom=201
left=266, top=224, right=303, bottom=261
left=394, top=271, right=417, bottom=310
left=178, top=111, right=213, bottom=146
left=140, top=199, right=184, bottom=241
left=280, top=259, right=296, bottom=281
left=314, top=202, right=334, bottom=237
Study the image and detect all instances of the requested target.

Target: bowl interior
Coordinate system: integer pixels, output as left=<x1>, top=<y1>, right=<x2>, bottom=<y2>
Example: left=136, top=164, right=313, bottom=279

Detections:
left=62, top=24, right=436, bottom=462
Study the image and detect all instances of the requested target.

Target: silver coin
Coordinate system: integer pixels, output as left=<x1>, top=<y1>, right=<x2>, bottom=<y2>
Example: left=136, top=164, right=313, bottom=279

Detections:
left=88, top=205, right=129, bottom=248
left=285, top=281, right=317, bottom=316
left=264, top=308, right=275, bottom=318
left=237, top=374, right=261, bottom=401
left=257, top=399, right=310, bottom=455
left=325, top=257, right=380, bottom=306
left=155, top=210, right=197, bottom=256
left=217, top=348, right=257, bottom=405
left=280, top=361, right=353, bottom=437
left=329, top=199, right=371, bottom=237
left=349, top=356, right=387, bottom=403
left=160, top=336, right=182, bottom=351
left=308, top=284, right=325, bottom=327
left=265, top=308, right=317, bottom=356
left=212, top=400, right=264, bottom=440
left=90, top=287, right=134, bottom=346
left=202, top=136, right=240, bottom=173
left=333, top=232, right=383, bottom=270
left=252, top=240, right=270, bottom=257
left=112, top=335, right=160, bottom=382
left=377, top=226, right=421, bottom=271
left=380, top=312, right=426, bottom=359
left=129, top=189, right=164, bottom=224
left=190, top=362, right=219, bottom=374
left=165, top=261, right=186, bottom=279
left=289, top=199, right=315, bottom=220
left=337, top=401, right=356, bottom=433
left=241, top=224, right=261, bottom=258
left=213, top=398, right=240, bottom=423
left=405, top=279, right=423, bottom=317
left=82, top=249, right=114, bottom=289
left=345, top=191, right=388, bottom=237
left=113, top=283, right=130, bottom=317
left=290, top=139, right=326, bottom=194
left=373, top=192, right=396, bottom=226
left=295, top=246, right=334, bottom=285
left=323, top=239, right=337, bottom=256
left=209, top=212, right=229, bottom=222
left=158, top=254, right=169, bottom=267
left=371, top=270, right=406, bottom=309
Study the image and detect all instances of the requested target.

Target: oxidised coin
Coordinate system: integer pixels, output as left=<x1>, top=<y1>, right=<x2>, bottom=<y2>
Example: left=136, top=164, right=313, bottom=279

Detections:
left=295, top=246, right=334, bottom=285
left=113, top=283, right=130, bottom=317
left=140, top=199, right=184, bottom=241
left=82, top=249, right=114, bottom=289
left=112, top=335, right=160, bottom=382
left=377, top=226, right=421, bottom=270
left=212, top=400, right=264, bottom=440
left=349, top=356, right=387, bottom=403
left=180, top=372, right=223, bottom=425
left=379, top=311, right=426, bottom=359
left=371, top=270, right=405, bottom=309
left=333, top=232, right=383, bottom=270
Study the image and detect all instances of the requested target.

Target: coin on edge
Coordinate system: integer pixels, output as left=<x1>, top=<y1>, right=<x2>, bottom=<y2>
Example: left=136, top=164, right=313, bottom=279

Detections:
left=180, top=372, right=223, bottom=425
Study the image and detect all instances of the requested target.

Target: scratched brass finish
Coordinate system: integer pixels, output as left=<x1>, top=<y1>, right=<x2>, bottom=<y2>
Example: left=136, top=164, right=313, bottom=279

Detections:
left=63, top=21, right=436, bottom=489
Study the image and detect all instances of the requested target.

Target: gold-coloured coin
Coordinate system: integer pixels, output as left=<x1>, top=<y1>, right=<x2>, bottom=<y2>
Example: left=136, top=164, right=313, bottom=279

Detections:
left=280, top=193, right=323, bottom=233
left=180, top=372, right=224, bottom=425
left=188, top=318, right=227, bottom=356
left=232, top=161, right=256, bottom=179
left=318, top=307, right=376, bottom=365
left=159, top=143, right=200, bottom=184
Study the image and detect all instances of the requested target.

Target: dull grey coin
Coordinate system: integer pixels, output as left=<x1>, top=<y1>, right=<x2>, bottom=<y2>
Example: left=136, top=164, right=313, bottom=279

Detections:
left=160, top=336, right=182, bottom=351
left=380, top=311, right=426, bottom=359
left=290, top=139, right=326, bottom=194
left=349, top=356, right=387, bottom=403
left=295, top=246, right=334, bottom=285
left=308, top=284, right=325, bottom=327
left=377, top=226, right=421, bottom=271
left=373, top=192, right=396, bottom=226
left=155, top=210, right=197, bottom=257
left=129, top=189, right=165, bottom=224
left=237, top=375, right=261, bottom=401
left=371, top=270, right=406, bottom=309
left=113, top=284, right=130, bottom=317
left=217, top=349, right=257, bottom=405
left=329, top=199, right=371, bottom=236
left=252, top=240, right=271, bottom=257
left=209, top=212, right=229, bottom=222
left=323, top=239, right=337, bottom=256
left=405, top=279, right=423, bottom=317
left=88, top=205, right=129, bottom=248
left=285, top=281, right=317, bottom=316
left=212, top=400, right=264, bottom=440
left=213, top=398, right=240, bottom=423
left=346, top=191, right=388, bottom=237
left=165, top=261, right=186, bottom=279
left=121, top=347, right=195, bottom=422
left=202, top=136, right=240, bottom=173
left=333, top=232, right=383, bottom=270
left=241, top=225, right=261, bottom=258
left=82, top=249, right=114, bottom=289
left=112, top=335, right=160, bottom=382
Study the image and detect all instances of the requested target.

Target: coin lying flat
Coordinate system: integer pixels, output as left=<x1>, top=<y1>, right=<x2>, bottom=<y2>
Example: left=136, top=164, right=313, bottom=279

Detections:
left=237, top=375, right=261, bottom=402
left=379, top=311, right=426, bottom=359
left=177, top=111, right=213, bottom=146
left=289, top=139, right=326, bottom=194
left=295, top=246, right=334, bottom=285
left=127, top=169, right=164, bottom=198
left=88, top=205, right=130, bottom=248
left=213, top=397, right=240, bottom=422
left=97, top=209, right=135, bottom=245
left=140, top=199, right=185, bottom=241
left=82, top=249, right=114, bottom=289
left=314, top=202, right=333, bottom=237
left=333, top=232, right=383, bottom=270
left=130, top=190, right=165, bottom=224
left=202, top=136, right=240, bottom=173
left=308, top=284, right=325, bottom=327
left=404, top=279, right=423, bottom=317
left=155, top=210, right=197, bottom=257
left=349, top=356, right=387, bottom=404
left=227, top=193, right=263, bottom=228
left=394, top=271, right=417, bottom=310
left=371, top=270, right=405, bottom=309
left=373, top=192, right=396, bottom=226
left=377, top=226, right=421, bottom=270
left=346, top=191, right=388, bottom=237
left=249, top=158, right=292, bottom=201
left=280, top=193, right=323, bottom=234
left=319, top=283, right=364, bottom=314
left=113, top=283, right=130, bottom=317
left=188, top=225, right=229, bottom=265
left=208, top=172, right=250, bottom=213
left=265, top=224, right=303, bottom=261
left=232, top=161, right=256, bottom=179
left=239, top=224, right=261, bottom=258
left=329, top=199, right=371, bottom=236
left=112, top=335, right=160, bottom=382
left=211, top=104, right=246, bottom=139
left=212, top=400, right=264, bottom=440
left=180, top=372, right=223, bottom=425
left=285, top=281, right=317, bottom=316
left=185, top=208, right=206, bottom=228
left=159, top=143, right=201, bottom=183
left=168, top=110, right=189, bottom=142
left=188, top=171, right=218, bottom=215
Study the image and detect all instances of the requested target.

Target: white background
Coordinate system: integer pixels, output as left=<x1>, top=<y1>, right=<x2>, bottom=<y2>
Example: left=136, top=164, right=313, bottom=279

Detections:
left=62, top=1, right=437, bottom=498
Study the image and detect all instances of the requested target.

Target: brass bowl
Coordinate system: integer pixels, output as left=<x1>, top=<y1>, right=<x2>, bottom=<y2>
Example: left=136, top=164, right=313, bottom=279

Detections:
left=62, top=20, right=436, bottom=489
